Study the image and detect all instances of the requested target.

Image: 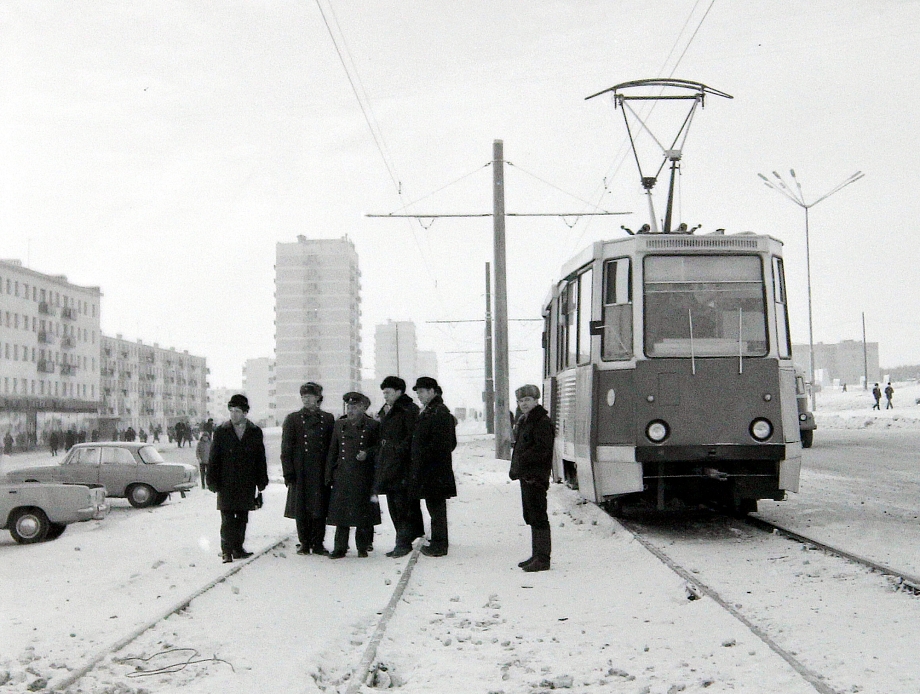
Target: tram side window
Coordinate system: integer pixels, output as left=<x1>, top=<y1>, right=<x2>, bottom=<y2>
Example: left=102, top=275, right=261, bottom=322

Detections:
left=602, top=258, right=632, bottom=360
left=556, top=283, right=573, bottom=371
left=772, top=256, right=792, bottom=358
left=576, top=268, right=593, bottom=365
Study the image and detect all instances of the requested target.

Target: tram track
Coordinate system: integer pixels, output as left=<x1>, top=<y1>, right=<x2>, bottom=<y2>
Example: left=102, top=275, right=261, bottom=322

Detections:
left=744, top=515, right=920, bottom=594
left=47, top=535, right=424, bottom=693
left=618, top=518, right=839, bottom=694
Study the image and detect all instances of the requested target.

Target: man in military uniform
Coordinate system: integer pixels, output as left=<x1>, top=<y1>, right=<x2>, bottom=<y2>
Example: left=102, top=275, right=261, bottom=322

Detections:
left=326, top=392, right=381, bottom=558
left=282, top=382, right=335, bottom=555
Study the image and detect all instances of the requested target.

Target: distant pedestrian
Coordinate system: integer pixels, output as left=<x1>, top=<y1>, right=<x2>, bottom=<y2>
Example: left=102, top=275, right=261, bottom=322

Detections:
left=375, top=376, right=423, bottom=558
left=872, top=383, right=881, bottom=410
left=207, top=394, right=268, bottom=563
left=64, top=429, right=76, bottom=451
left=282, top=382, right=335, bottom=555
left=153, top=424, right=161, bottom=443
left=326, top=393, right=381, bottom=558
left=885, top=383, right=894, bottom=409
left=91, top=429, right=100, bottom=442
left=196, top=431, right=212, bottom=490
left=409, top=377, right=457, bottom=557
left=49, top=430, right=60, bottom=456
left=3, top=432, right=13, bottom=455
left=509, top=385, right=554, bottom=572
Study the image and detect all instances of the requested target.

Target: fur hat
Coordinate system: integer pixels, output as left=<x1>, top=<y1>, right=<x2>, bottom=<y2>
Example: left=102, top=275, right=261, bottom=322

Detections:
left=514, top=384, right=541, bottom=400
left=228, top=394, right=250, bottom=412
left=380, top=375, right=407, bottom=393
left=412, top=376, right=440, bottom=392
left=300, top=382, right=323, bottom=396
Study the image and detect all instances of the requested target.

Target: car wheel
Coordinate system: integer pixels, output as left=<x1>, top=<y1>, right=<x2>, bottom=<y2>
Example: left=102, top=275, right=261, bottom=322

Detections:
left=152, top=492, right=170, bottom=506
left=801, top=429, right=814, bottom=449
left=10, top=508, right=51, bottom=544
left=127, top=483, right=157, bottom=508
left=46, top=522, right=67, bottom=540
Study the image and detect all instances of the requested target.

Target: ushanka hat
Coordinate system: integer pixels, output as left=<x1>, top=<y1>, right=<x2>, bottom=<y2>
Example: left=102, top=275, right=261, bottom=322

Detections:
left=515, top=384, right=541, bottom=400
left=412, top=376, right=440, bottom=392
left=380, top=375, right=407, bottom=392
left=300, top=382, right=323, bottom=396
left=228, top=394, right=250, bottom=412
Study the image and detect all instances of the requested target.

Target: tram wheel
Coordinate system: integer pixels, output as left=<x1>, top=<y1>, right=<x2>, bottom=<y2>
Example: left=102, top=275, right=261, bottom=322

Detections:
left=736, top=498, right=758, bottom=515
left=801, top=430, right=814, bottom=449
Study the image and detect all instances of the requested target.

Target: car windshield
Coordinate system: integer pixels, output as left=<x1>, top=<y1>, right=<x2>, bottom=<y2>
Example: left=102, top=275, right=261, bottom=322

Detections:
left=138, top=446, right=166, bottom=464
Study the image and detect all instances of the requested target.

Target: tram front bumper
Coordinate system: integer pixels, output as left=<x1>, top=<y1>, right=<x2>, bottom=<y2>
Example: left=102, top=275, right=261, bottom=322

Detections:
left=636, top=444, right=786, bottom=464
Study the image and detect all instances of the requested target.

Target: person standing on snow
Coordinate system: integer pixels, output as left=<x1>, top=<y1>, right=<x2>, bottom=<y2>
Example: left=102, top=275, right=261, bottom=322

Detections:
left=325, top=393, right=381, bottom=558
left=196, top=431, right=212, bottom=490
left=207, top=394, right=268, bottom=563
left=408, top=377, right=457, bottom=557
left=509, top=384, right=554, bottom=572
left=885, top=383, right=894, bottom=409
left=375, top=376, right=423, bottom=558
left=872, top=383, right=882, bottom=410
left=281, top=382, right=335, bottom=555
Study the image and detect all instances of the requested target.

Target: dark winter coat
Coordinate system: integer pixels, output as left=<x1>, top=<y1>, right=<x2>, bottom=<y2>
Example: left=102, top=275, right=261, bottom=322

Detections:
left=374, top=394, right=420, bottom=494
left=281, top=407, right=335, bottom=519
left=408, top=396, right=457, bottom=500
left=207, top=420, right=269, bottom=512
left=509, top=405, right=554, bottom=488
left=325, top=414, right=382, bottom=527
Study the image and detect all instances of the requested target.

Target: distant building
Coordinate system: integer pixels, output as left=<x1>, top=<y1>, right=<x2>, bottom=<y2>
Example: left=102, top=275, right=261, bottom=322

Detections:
left=0, top=259, right=102, bottom=450
left=417, top=350, right=439, bottom=380
left=207, top=386, right=237, bottom=422
left=793, top=340, right=880, bottom=387
left=374, top=320, right=418, bottom=383
left=100, top=335, right=208, bottom=435
left=242, top=357, right=276, bottom=426
left=274, top=235, right=362, bottom=416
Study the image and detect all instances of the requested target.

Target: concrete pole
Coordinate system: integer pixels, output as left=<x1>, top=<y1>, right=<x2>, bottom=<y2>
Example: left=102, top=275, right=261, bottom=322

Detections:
left=492, top=140, right=512, bottom=460
left=484, top=262, right=495, bottom=434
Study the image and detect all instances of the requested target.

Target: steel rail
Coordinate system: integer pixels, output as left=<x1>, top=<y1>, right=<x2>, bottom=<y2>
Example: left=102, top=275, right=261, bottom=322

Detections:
left=618, top=519, right=838, bottom=694
left=745, top=515, right=920, bottom=593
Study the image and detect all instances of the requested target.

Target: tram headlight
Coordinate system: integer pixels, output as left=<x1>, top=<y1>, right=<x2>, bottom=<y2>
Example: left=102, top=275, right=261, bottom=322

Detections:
left=749, top=418, right=773, bottom=442
left=646, top=420, right=670, bottom=443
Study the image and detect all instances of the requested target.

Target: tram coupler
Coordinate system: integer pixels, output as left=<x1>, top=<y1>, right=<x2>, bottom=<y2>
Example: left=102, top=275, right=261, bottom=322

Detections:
left=703, top=467, right=729, bottom=482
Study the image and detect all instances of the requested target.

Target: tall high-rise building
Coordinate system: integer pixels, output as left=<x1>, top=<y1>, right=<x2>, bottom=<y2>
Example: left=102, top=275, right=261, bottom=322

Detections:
left=374, top=320, right=418, bottom=383
left=242, top=357, right=276, bottom=426
left=274, top=235, right=362, bottom=415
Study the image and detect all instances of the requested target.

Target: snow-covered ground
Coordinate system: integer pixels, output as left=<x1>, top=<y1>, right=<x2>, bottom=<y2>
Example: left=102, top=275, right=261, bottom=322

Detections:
left=2, top=406, right=919, bottom=693
left=812, top=380, right=920, bottom=429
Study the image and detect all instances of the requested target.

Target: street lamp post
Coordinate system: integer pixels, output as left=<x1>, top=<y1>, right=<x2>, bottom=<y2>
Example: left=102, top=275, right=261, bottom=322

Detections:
left=758, top=169, right=865, bottom=411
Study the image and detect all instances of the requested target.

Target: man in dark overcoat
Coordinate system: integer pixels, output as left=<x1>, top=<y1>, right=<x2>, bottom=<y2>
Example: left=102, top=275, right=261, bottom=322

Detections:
left=326, top=393, right=382, bottom=558
left=375, top=376, right=423, bottom=558
left=409, top=377, right=457, bottom=557
left=509, top=384, right=554, bottom=572
left=207, top=394, right=268, bottom=563
left=281, top=382, right=335, bottom=555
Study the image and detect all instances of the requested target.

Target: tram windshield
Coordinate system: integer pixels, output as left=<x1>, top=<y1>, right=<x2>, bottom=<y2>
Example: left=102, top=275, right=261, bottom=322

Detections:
left=644, top=255, right=767, bottom=358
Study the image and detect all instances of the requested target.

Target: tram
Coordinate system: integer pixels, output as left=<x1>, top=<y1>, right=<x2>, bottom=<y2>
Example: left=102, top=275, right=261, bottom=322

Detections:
left=542, top=80, right=802, bottom=513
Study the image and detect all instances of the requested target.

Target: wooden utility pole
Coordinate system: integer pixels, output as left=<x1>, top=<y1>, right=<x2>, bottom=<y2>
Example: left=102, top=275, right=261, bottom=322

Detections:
left=484, top=262, right=495, bottom=434
left=493, top=140, right=511, bottom=460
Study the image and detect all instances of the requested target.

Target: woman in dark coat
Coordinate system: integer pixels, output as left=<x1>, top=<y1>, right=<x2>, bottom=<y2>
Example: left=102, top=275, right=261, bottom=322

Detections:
left=207, top=394, right=268, bottom=563
left=375, top=376, right=422, bottom=557
left=509, top=384, right=554, bottom=572
left=325, top=393, right=381, bottom=558
left=409, top=377, right=457, bottom=557
left=281, top=382, right=335, bottom=555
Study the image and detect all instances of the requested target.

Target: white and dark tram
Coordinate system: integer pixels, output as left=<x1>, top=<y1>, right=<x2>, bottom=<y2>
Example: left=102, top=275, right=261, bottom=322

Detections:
left=541, top=79, right=802, bottom=513
left=542, top=232, right=802, bottom=513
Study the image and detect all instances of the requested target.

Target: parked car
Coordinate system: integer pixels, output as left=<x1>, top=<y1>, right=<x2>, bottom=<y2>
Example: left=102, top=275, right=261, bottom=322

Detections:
left=5, top=443, right=199, bottom=508
left=795, top=369, right=816, bottom=448
left=1, top=482, right=109, bottom=543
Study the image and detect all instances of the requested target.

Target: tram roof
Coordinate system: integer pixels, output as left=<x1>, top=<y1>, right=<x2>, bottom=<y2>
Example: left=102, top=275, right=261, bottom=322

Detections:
left=554, top=231, right=784, bottom=282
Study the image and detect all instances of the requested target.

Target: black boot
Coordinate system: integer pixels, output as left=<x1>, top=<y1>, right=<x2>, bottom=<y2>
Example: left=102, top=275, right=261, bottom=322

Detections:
left=522, top=526, right=551, bottom=572
left=518, top=527, right=538, bottom=567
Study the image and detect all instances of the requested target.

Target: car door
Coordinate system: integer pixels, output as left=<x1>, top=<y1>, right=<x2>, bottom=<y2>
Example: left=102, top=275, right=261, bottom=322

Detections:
left=100, top=447, right=139, bottom=496
left=59, top=447, right=101, bottom=485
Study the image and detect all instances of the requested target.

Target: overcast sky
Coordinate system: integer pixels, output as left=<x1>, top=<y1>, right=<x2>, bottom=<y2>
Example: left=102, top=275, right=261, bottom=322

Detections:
left=2, top=1, right=917, bottom=407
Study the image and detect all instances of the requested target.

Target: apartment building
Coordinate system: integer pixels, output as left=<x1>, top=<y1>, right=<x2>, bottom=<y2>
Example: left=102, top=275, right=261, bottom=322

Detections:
left=0, top=259, right=102, bottom=448
left=242, top=357, right=276, bottom=426
left=274, top=235, right=362, bottom=415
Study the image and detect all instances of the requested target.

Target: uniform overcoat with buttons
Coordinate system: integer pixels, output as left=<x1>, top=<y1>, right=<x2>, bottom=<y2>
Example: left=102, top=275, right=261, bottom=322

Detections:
left=207, top=420, right=268, bottom=511
left=325, top=413, right=382, bottom=527
left=281, top=407, right=335, bottom=520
